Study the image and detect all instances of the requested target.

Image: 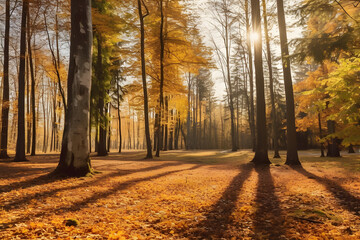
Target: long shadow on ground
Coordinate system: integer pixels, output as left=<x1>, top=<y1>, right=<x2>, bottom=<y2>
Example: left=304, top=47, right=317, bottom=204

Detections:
left=183, top=163, right=254, bottom=239
left=253, top=165, right=286, bottom=239
left=0, top=165, right=200, bottom=230
left=292, top=166, right=360, bottom=216
left=0, top=162, right=184, bottom=210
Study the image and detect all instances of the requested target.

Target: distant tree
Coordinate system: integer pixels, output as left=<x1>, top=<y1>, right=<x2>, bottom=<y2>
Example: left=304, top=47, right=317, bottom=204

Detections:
left=209, top=0, right=237, bottom=152
left=54, top=0, right=93, bottom=176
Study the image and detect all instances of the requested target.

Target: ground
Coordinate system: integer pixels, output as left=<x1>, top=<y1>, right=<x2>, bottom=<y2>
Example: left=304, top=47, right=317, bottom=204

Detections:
left=0, top=150, right=359, bottom=240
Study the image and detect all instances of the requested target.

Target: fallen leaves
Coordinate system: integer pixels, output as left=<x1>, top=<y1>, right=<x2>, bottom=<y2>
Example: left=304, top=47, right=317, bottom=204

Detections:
left=0, top=151, right=360, bottom=239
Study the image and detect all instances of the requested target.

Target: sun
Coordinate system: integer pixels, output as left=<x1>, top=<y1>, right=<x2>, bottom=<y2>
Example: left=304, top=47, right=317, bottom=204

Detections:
left=250, top=31, right=259, bottom=42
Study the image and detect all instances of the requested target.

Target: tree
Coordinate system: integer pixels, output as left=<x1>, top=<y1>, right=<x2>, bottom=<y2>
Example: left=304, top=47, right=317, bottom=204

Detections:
left=14, top=0, right=29, bottom=162
left=138, top=0, right=153, bottom=159
left=54, top=0, right=93, bottom=176
left=0, top=0, right=11, bottom=159
left=155, top=0, right=165, bottom=157
left=262, top=0, right=280, bottom=158
left=245, top=0, right=256, bottom=152
left=251, top=0, right=270, bottom=165
left=209, top=0, right=237, bottom=152
left=27, top=5, right=37, bottom=156
left=276, top=0, right=301, bottom=165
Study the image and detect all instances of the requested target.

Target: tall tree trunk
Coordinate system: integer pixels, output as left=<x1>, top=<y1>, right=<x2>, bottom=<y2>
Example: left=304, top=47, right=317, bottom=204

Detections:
left=117, top=84, right=122, bottom=153
left=163, top=95, right=168, bottom=151
left=27, top=9, right=36, bottom=156
left=348, top=144, right=355, bottom=154
left=50, top=99, right=55, bottom=152
left=42, top=92, right=47, bottom=153
left=174, top=111, right=180, bottom=149
left=138, top=0, right=152, bottom=158
left=223, top=7, right=236, bottom=152
left=194, top=86, right=198, bottom=148
left=153, top=111, right=158, bottom=151
left=107, top=103, right=111, bottom=152
left=14, top=0, right=29, bottom=162
left=55, top=0, right=93, bottom=176
left=132, top=110, right=136, bottom=149
left=186, top=73, right=191, bottom=149
left=262, top=0, right=280, bottom=158
left=208, top=92, right=212, bottom=149
left=156, top=0, right=165, bottom=157
left=245, top=0, right=256, bottom=152
left=26, top=54, right=31, bottom=154
left=0, top=0, right=10, bottom=159
left=169, top=109, right=173, bottom=150
left=276, top=0, right=301, bottom=165
left=318, top=112, right=325, bottom=157
left=97, top=34, right=107, bottom=156
left=95, top=115, right=99, bottom=152
left=251, top=0, right=270, bottom=165
left=326, top=120, right=340, bottom=157
left=89, top=103, right=92, bottom=152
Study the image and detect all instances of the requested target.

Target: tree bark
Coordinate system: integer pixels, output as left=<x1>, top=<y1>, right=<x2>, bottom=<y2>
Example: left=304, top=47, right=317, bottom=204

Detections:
left=276, top=0, right=301, bottom=165
left=326, top=120, right=340, bottom=157
left=156, top=0, right=165, bottom=157
left=14, top=0, right=29, bottom=162
left=27, top=9, right=36, bottom=156
left=96, top=34, right=107, bottom=156
left=251, top=0, right=270, bottom=165
left=318, top=112, right=325, bottom=157
left=245, top=0, right=256, bottom=152
left=348, top=144, right=355, bottom=154
left=117, top=84, right=122, bottom=153
left=163, top=96, right=168, bottom=151
left=107, top=103, right=111, bottom=152
left=137, top=0, right=152, bottom=158
left=262, top=0, right=280, bottom=158
left=0, top=0, right=11, bottom=159
left=186, top=73, right=192, bottom=149
left=55, top=0, right=93, bottom=176
left=26, top=53, right=31, bottom=154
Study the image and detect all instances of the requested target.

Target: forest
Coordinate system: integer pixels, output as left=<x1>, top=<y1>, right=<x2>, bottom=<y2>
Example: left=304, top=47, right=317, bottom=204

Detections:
left=0, top=0, right=359, bottom=239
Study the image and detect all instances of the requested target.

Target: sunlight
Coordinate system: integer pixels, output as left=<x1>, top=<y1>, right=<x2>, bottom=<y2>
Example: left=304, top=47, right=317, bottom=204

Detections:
left=250, top=31, right=260, bottom=42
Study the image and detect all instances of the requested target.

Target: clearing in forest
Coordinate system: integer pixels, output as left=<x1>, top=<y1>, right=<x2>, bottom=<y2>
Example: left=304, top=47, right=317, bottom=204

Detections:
left=0, top=150, right=359, bottom=239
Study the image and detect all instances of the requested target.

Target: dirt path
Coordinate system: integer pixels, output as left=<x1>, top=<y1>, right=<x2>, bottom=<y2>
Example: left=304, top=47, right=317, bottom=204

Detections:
left=0, top=150, right=359, bottom=239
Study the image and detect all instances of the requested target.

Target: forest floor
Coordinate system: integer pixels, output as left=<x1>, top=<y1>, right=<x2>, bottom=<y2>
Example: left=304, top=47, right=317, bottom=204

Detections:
left=0, top=150, right=360, bottom=240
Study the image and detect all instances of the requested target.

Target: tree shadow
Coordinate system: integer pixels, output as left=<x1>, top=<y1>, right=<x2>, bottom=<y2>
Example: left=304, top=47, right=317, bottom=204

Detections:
left=0, top=165, right=200, bottom=230
left=292, top=166, right=360, bottom=216
left=252, top=165, right=286, bottom=239
left=0, top=162, right=184, bottom=211
left=186, top=163, right=254, bottom=239
left=0, top=165, right=55, bottom=180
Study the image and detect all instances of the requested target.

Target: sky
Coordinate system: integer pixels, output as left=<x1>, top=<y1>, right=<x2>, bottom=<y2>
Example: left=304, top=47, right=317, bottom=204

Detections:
left=192, top=0, right=305, bottom=100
